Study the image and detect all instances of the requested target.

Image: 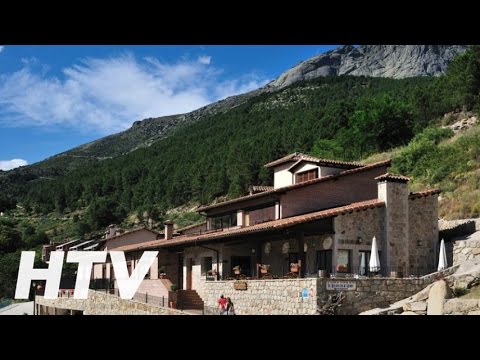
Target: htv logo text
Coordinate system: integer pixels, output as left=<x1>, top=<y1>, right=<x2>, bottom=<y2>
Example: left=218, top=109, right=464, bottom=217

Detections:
left=15, top=251, right=158, bottom=300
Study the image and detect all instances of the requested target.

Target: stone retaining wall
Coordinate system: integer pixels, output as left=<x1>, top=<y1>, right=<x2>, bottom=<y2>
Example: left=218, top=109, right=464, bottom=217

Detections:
left=36, top=290, right=186, bottom=315
left=318, top=278, right=428, bottom=314
left=201, top=278, right=318, bottom=315
left=200, top=277, right=434, bottom=315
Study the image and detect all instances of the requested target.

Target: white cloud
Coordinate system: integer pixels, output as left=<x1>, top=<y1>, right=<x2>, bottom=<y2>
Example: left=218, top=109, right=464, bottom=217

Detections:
left=21, top=57, right=37, bottom=65
left=198, top=55, right=211, bottom=65
left=0, top=53, right=269, bottom=135
left=0, top=159, right=28, bottom=171
left=0, top=46, right=4, bottom=53
left=214, top=75, right=270, bottom=100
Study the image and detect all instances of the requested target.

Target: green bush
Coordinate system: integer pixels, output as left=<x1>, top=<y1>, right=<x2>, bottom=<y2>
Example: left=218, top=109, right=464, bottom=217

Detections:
left=453, top=287, right=469, bottom=297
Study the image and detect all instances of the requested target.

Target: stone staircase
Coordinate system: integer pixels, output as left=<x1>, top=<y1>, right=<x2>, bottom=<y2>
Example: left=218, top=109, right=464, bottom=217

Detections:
left=178, top=290, right=204, bottom=311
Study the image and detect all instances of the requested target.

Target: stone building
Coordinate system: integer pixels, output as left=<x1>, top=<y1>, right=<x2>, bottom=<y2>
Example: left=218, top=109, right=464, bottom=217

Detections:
left=97, top=153, right=440, bottom=309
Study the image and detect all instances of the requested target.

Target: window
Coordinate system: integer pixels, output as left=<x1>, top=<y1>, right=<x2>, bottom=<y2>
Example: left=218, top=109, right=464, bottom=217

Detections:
left=201, top=257, right=213, bottom=276
left=212, top=213, right=237, bottom=230
left=336, top=250, right=351, bottom=273
left=317, top=250, right=333, bottom=274
left=295, top=169, right=318, bottom=184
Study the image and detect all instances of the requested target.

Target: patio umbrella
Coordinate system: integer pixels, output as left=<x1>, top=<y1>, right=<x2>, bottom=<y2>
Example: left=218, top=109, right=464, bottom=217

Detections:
left=437, top=238, right=448, bottom=271
left=369, top=236, right=381, bottom=273
left=359, top=252, right=366, bottom=275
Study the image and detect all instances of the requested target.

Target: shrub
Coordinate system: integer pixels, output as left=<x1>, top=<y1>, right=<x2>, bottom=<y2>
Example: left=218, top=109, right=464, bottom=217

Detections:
left=453, top=287, right=469, bottom=297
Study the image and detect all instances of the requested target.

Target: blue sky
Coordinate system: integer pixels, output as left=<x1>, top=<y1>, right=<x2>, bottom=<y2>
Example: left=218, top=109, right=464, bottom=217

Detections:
left=0, top=45, right=339, bottom=169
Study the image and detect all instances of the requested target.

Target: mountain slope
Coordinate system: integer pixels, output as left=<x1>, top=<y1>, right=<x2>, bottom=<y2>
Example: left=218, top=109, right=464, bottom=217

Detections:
left=268, top=45, right=467, bottom=89
left=5, top=45, right=465, bottom=176
left=1, top=45, right=475, bottom=213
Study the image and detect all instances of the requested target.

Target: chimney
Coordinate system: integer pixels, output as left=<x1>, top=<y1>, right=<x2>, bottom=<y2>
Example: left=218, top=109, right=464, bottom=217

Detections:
left=375, top=173, right=410, bottom=275
left=164, top=220, right=174, bottom=240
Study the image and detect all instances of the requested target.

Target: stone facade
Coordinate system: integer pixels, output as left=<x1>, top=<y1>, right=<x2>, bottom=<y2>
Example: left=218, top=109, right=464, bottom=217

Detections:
left=408, top=195, right=438, bottom=274
left=201, top=278, right=318, bottom=315
left=200, top=277, right=430, bottom=315
left=378, top=181, right=410, bottom=275
left=36, top=290, right=186, bottom=315
left=333, top=206, right=385, bottom=275
left=452, top=236, right=480, bottom=266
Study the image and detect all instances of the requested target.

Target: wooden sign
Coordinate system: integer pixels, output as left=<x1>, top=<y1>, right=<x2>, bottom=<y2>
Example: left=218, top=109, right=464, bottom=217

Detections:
left=233, top=281, right=248, bottom=290
left=326, top=280, right=356, bottom=291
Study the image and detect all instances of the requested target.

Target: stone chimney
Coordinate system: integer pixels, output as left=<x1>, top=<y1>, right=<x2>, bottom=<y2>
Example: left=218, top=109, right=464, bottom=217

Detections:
left=105, top=225, right=115, bottom=239
left=164, top=220, right=174, bottom=240
left=376, top=173, right=410, bottom=276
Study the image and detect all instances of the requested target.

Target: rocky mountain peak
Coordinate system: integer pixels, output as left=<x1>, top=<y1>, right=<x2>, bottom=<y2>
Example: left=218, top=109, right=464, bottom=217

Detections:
left=268, top=45, right=468, bottom=89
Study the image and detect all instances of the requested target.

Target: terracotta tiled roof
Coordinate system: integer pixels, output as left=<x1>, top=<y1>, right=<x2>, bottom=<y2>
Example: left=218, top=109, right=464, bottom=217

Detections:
left=116, top=199, right=385, bottom=252
left=197, top=159, right=391, bottom=212
left=99, top=227, right=160, bottom=243
left=264, top=152, right=363, bottom=169
left=375, top=173, right=411, bottom=183
left=176, top=222, right=207, bottom=232
left=409, top=189, right=442, bottom=199
left=249, top=185, right=274, bottom=194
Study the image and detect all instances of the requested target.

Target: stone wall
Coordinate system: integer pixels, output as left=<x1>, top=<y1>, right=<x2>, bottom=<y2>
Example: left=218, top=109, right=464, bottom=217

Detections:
left=200, top=277, right=431, bottom=315
left=201, top=278, right=318, bottom=315
left=333, top=206, right=385, bottom=275
left=408, top=195, right=438, bottom=275
left=378, top=181, right=410, bottom=275
left=36, top=290, right=186, bottom=315
left=452, top=236, right=480, bottom=265
left=318, top=278, right=429, bottom=314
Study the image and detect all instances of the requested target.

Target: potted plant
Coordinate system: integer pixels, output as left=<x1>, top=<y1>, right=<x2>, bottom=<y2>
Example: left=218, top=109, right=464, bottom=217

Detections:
left=260, top=264, right=270, bottom=274
left=290, top=263, right=300, bottom=273
left=159, top=265, right=166, bottom=279
left=233, top=265, right=241, bottom=275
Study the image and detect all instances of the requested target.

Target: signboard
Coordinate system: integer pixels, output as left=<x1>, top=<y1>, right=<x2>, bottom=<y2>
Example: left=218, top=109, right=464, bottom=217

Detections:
left=326, top=280, right=356, bottom=291
left=233, top=281, right=248, bottom=290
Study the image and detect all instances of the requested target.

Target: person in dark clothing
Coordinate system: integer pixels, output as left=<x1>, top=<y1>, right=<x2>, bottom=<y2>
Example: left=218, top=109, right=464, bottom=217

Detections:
left=226, top=297, right=235, bottom=315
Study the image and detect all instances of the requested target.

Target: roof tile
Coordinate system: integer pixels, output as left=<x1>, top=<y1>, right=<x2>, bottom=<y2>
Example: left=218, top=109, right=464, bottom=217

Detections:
left=116, top=199, right=385, bottom=252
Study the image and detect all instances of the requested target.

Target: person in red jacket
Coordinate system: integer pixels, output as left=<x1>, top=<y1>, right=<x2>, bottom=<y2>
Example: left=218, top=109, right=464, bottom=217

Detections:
left=218, top=294, right=227, bottom=314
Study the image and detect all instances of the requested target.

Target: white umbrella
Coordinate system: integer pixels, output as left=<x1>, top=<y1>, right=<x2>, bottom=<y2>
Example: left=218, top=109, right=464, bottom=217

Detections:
left=359, top=252, right=366, bottom=275
left=437, top=238, right=448, bottom=271
left=369, top=236, right=381, bottom=274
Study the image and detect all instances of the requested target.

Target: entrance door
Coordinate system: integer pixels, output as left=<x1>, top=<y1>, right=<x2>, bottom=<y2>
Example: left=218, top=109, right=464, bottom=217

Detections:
left=186, top=258, right=194, bottom=290
left=317, top=250, right=333, bottom=275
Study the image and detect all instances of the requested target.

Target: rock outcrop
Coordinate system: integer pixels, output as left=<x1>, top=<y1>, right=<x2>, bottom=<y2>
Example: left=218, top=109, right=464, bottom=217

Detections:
left=268, top=45, right=467, bottom=89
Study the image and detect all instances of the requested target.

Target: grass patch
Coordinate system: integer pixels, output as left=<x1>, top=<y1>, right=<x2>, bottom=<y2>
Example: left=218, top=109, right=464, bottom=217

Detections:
left=459, top=285, right=480, bottom=299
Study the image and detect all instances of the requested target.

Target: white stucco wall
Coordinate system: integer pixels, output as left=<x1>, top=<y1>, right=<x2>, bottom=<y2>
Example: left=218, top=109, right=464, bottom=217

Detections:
left=274, top=163, right=294, bottom=188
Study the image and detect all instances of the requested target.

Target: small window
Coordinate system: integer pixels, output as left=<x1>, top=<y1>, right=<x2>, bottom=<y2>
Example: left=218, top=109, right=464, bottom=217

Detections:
left=295, top=169, right=318, bottom=184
